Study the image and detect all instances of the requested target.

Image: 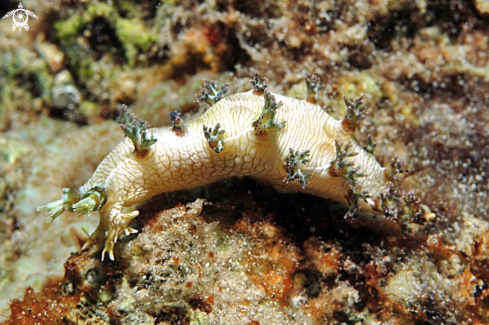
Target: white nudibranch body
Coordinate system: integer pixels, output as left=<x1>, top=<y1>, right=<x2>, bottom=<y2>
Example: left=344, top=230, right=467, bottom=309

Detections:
left=38, top=75, right=427, bottom=261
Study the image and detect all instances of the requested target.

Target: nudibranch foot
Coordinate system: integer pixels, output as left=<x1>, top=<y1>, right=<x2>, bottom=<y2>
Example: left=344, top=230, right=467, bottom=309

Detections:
left=345, top=189, right=372, bottom=218
left=102, top=209, right=140, bottom=261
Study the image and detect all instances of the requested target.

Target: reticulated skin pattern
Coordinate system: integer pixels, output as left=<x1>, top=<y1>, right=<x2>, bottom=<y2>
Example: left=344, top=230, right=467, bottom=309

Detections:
left=38, top=78, right=428, bottom=261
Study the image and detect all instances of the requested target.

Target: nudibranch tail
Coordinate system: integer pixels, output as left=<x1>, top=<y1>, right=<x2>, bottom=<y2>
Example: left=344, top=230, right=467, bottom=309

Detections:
left=401, top=192, right=426, bottom=225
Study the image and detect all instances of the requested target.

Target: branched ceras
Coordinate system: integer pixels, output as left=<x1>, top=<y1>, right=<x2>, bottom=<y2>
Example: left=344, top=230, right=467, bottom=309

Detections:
left=284, top=149, right=312, bottom=189
left=252, top=91, right=286, bottom=135
left=342, top=95, right=367, bottom=133
left=119, top=104, right=157, bottom=157
left=196, top=80, right=229, bottom=106
left=305, top=74, right=325, bottom=104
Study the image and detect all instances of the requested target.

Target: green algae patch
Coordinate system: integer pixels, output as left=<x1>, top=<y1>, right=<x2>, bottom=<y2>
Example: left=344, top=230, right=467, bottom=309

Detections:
left=79, top=100, right=98, bottom=118
left=55, top=2, right=157, bottom=68
left=334, top=71, right=383, bottom=119
left=87, top=2, right=116, bottom=19
left=54, top=15, right=85, bottom=42
left=115, top=17, right=158, bottom=66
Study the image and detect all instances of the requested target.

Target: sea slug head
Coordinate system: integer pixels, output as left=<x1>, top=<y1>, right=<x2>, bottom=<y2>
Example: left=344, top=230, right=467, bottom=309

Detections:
left=72, top=186, right=107, bottom=218
left=37, top=187, right=81, bottom=221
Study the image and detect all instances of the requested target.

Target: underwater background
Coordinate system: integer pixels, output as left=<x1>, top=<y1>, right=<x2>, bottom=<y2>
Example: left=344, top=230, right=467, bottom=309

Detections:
left=0, top=0, right=489, bottom=323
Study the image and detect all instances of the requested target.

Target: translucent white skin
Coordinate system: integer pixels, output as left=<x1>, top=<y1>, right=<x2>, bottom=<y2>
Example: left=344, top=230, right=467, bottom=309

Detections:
left=77, top=91, right=390, bottom=260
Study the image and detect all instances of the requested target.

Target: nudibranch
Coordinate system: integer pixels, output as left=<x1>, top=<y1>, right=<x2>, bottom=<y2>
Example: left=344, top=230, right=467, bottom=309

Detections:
left=38, top=74, right=427, bottom=261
